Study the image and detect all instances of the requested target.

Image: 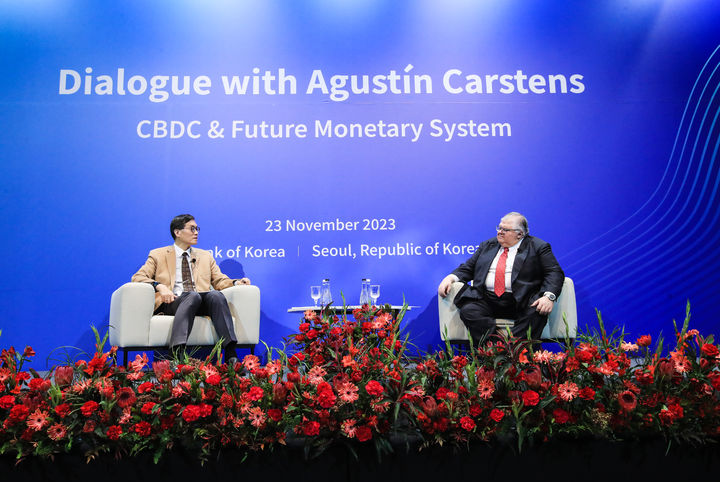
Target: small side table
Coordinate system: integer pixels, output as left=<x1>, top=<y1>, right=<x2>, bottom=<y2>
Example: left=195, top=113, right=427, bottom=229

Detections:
left=287, top=305, right=417, bottom=316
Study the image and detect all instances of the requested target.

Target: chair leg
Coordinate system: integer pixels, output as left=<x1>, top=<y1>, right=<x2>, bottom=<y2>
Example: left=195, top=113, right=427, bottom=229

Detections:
left=123, top=349, right=128, bottom=366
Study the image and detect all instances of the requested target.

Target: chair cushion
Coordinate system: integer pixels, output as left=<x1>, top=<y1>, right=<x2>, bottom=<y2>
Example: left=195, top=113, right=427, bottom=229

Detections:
left=148, top=315, right=221, bottom=347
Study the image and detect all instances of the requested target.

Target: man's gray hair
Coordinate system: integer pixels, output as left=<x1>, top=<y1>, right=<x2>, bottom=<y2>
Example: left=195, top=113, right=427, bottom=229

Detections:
left=501, top=212, right=529, bottom=236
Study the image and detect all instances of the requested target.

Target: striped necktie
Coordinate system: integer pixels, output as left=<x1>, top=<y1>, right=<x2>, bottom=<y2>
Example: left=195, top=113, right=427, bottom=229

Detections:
left=181, top=252, right=194, bottom=292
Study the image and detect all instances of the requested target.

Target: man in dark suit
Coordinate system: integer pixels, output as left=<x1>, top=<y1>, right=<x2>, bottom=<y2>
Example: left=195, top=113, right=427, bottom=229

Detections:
left=131, top=214, right=251, bottom=363
left=438, top=212, right=564, bottom=343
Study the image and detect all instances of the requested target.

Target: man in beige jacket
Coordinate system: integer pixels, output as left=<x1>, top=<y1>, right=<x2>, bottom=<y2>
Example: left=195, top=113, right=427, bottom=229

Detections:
left=132, top=214, right=251, bottom=362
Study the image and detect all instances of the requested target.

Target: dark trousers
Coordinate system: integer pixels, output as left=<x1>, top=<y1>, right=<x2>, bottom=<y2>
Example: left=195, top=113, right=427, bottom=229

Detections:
left=457, top=289, right=547, bottom=344
left=156, top=291, right=238, bottom=349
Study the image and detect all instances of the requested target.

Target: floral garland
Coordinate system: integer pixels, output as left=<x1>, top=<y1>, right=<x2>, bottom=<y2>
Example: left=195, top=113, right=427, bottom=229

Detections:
left=1, top=304, right=718, bottom=463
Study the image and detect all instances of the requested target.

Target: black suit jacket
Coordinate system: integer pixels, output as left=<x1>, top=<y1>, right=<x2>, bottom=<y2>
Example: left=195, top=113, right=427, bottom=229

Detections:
left=451, top=235, right=564, bottom=309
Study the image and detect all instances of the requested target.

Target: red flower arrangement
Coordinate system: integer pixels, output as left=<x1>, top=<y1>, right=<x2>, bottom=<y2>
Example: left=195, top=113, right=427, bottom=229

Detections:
left=0, top=304, right=718, bottom=463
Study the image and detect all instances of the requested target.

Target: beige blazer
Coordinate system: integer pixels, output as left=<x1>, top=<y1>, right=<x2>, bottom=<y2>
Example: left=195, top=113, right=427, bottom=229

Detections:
left=131, top=245, right=235, bottom=310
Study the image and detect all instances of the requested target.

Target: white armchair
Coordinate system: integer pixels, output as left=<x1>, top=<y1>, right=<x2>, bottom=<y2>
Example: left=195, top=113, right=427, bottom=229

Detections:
left=109, top=283, right=260, bottom=364
left=438, top=277, right=577, bottom=345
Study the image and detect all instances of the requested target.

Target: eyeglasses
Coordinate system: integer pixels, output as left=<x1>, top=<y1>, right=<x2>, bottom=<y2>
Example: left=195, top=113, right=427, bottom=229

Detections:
left=496, top=226, right=520, bottom=234
left=183, top=226, right=200, bottom=234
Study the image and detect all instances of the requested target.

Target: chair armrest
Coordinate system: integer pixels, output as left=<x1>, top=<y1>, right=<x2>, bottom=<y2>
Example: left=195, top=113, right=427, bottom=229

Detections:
left=221, top=285, right=260, bottom=345
left=438, top=282, right=469, bottom=341
left=542, top=277, right=578, bottom=339
left=109, top=282, right=155, bottom=347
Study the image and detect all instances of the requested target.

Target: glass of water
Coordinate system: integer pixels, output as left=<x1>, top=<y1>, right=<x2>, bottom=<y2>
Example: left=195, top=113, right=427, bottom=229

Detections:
left=310, top=286, right=321, bottom=307
left=369, top=284, right=380, bottom=305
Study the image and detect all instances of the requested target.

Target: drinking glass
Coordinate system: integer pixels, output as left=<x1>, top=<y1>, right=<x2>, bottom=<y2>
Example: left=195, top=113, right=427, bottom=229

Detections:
left=369, top=284, right=380, bottom=305
left=310, top=286, right=321, bottom=307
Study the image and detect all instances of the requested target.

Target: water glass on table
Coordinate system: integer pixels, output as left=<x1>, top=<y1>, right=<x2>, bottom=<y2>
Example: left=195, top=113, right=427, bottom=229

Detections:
left=310, top=285, right=321, bottom=307
left=369, top=284, right=380, bottom=305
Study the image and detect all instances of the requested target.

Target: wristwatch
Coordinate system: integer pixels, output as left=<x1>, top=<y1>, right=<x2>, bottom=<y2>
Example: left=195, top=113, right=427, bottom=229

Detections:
left=151, top=281, right=160, bottom=291
left=543, top=291, right=557, bottom=302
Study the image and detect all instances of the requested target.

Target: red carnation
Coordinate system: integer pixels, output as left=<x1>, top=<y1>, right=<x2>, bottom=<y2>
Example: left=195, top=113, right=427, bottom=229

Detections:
left=220, top=392, right=234, bottom=408
left=9, top=404, right=29, bottom=422
left=247, top=386, right=264, bottom=402
left=268, top=409, right=283, bottom=422
left=451, top=355, right=468, bottom=370
left=355, top=425, right=373, bottom=442
left=28, top=378, right=51, bottom=392
left=133, top=421, right=152, bottom=437
left=138, top=381, right=154, bottom=393
left=578, top=387, right=596, bottom=400
left=85, top=353, right=107, bottom=375
left=618, top=390, right=637, bottom=412
left=199, top=403, right=213, bottom=417
left=0, top=395, right=14, bottom=409
left=288, top=352, right=304, bottom=366
left=205, top=374, right=221, bottom=386
left=141, top=402, right=157, bottom=415
left=522, top=390, right=540, bottom=407
left=575, top=350, right=593, bottom=364
left=460, top=416, right=476, bottom=431
left=299, top=323, right=310, bottom=333
left=54, top=403, right=71, bottom=419
left=81, top=400, right=99, bottom=417
left=302, top=421, right=320, bottom=436
left=182, top=405, right=202, bottom=423
left=436, top=387, right=450, bottom=400
left=489, top=409, right=505, bottom=422
left=106, top=425, right=122, bottom=440
left=317, top=388, right=337, bottom=409
left=701, top=343, right=719, bottom=358
left=552, top=408, right=570, bottom=424
left=636, top=335, right=652, bottom=347
left=669, top=402, right=684, bottom=419
left=659, top=408, right=675, bottom=426
left=365, top=380, right=384, bottom=397
left=709, top=372, right=720, bottom=390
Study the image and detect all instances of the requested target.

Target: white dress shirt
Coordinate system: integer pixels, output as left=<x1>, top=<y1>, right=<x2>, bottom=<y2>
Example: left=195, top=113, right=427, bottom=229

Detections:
left=484, top=238, right=523, bottom=293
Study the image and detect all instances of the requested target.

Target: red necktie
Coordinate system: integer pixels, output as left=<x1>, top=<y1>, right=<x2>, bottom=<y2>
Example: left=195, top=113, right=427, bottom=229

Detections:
left=494, top=247, right=509, bottom=297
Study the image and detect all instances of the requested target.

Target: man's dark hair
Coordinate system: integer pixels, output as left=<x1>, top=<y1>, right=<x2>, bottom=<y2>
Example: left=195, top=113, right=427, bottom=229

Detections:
left=170, top=214, right=195, bottom=239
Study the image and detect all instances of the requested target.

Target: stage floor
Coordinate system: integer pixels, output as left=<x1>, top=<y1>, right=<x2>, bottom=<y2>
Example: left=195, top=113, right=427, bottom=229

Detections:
left=2, top=438, right=716, bottom=481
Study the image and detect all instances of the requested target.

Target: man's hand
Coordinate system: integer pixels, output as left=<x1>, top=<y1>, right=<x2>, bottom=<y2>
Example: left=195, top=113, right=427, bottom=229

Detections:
left=438, top=275, right=458, bottom=298
left=156, top=284, right=175, bottom=304
left=531, top=295, right=554, bottom=315
left=235, top=277, right=251, bottom=285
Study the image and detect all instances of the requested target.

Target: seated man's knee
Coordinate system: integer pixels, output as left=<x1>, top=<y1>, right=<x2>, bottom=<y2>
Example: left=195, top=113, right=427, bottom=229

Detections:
left=182, top=291, right=202, bottom=306
left=205, top=290, right=228, bottom=304
left=459, top=303, right=486, bottom=324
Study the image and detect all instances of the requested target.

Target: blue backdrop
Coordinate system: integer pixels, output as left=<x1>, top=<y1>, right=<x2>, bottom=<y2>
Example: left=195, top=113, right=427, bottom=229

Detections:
left=2, top=1, right=719, bottom=366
